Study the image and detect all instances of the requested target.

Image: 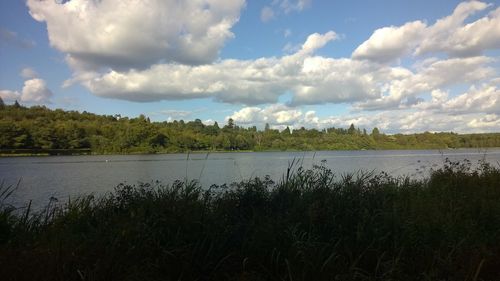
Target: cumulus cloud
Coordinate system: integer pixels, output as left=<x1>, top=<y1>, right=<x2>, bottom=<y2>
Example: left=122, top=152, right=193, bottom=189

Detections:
left=289, top=57, right=391, bottom=105
left=353, top=56, right=496, bottom=110
left=299, top=31, right=337, bottom=54
left=227, top=104, right=378, bottom=130
left=0, top=90, right=20, bottom=102
left=0, top=78, right=53, bottom=104
left=352, top=0, right=500, bottom=63
left=467, top=114, right=500, bottom=129
left=67, top=27, right=496, bottom=111
left=77, top=31, right=340, bottom=104
left=228, top=102, right=500, bottom=133
left=443, top=85, right=499, bottom=114
left=229, top=104, right=303, bottom=125
left=416, top=2, right=499, bottom=57
left=352, top=21, right=426, bottom=63
left=26, top=0, right=500, bottom=133
left=27, top=0, right=245, bottom=70
left=21, top=79, right=53, bottom=103
left=415, top=83, right=500, bottom=115
left=32, top=0, right=499, bottom=109
left=81, top=59, right=286, bottom=104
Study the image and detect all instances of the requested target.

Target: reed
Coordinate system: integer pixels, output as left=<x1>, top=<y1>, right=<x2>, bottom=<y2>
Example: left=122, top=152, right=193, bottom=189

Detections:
left=1, top=159, right=499, bottom=280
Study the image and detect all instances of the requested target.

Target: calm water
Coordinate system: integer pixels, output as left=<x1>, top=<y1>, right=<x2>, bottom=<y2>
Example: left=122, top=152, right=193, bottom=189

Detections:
left=1, top=149, right=500, bottom=209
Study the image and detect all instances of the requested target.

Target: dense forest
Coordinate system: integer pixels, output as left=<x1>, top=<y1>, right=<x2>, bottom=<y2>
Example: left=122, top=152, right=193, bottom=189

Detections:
left=1, top=99, right=500, bottom=155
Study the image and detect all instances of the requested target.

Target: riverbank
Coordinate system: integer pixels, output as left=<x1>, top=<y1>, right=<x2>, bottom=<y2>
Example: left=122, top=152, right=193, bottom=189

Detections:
left=1, top=159, right=499, bottom=280
left=2, top=146, right=498, bottom=158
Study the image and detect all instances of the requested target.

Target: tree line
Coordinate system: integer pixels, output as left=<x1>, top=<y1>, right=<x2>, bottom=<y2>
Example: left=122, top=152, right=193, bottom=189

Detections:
left=1, top=100, right=499, bottom=154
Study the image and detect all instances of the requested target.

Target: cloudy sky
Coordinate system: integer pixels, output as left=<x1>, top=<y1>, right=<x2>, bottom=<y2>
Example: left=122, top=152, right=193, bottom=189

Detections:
left=0, top=0, right=499, bottom=133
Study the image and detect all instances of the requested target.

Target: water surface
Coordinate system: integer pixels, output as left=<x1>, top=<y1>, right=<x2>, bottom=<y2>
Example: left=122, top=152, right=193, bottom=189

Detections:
left=1, top=149, right=499, bottom=209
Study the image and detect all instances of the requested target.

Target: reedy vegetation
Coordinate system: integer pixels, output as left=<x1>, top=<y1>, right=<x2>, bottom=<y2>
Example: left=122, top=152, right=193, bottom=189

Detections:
left=1, top=102, right=500, bottom=154
left=1, top=159, right=500, bottom=280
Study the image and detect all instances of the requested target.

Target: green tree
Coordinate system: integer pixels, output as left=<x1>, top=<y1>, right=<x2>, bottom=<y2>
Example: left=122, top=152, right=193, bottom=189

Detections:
left=149, top=133, right=169, bottom=148
left=226, top=118, right=234, bottom=129
left=215, top=134, right=231, bottom=150
left=348, top=124, right=356, bottom=135
left=1, top=104, right=499, bottom=154
left=282, top=126, right=291, bottom=135
left=235, top=134, right=249, bottom=150
left=0, top=121, right=16, bottom=148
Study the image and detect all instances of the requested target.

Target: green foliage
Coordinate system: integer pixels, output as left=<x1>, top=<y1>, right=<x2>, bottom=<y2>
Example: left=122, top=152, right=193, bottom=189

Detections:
left=1, top=103, right=500, bottom=155
left=13, top=100, right=21, bottom=108
left=1, top=161, right=500, bottom=280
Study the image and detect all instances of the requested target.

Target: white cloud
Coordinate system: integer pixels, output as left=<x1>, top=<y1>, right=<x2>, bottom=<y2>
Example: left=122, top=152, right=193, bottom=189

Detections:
left=299, top=31, right=337, bottom=54
left=20, top=67, right=38, bottom=79
left=468, top=114, right=500, bottom=129
left=227, top=103, right=500, bottom=133
left=81, top=59, right=286, bottom=104
left=260, top=6, right=275, bottom=22
left=444, top=85, right=499, bottom=114
left=21, top=79, right=53, bottom=103
left=352, top=21, right=427, bottom=63
left=27, top=0, right=245, bottom=70
left=77, top=31, right=340, bottom=104
left=415, top=83, right=500, bottom=115
left=26, top=1, right=500, bottom=133
left=284, top=29, right=292, bottom=38
left=0, top=90, right=20, bottom=102
left=229, top=104, right=303, bottom=125
left=0, top=78, right=53, bottom=104
left=353, top=56, right=495, bottom=110
left=203, top=119, right=216, bottom=126
left=290, top=57, right=390, bottom=105
left=415, top=2, right=498, bottom=56
left=70, top=29, right=496, bottom=112
left=352, top=0, right=499, bottom=63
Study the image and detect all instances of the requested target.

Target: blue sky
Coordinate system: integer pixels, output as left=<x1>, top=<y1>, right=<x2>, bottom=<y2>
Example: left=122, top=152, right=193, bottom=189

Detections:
left=0, top=0, right=499, bottom=133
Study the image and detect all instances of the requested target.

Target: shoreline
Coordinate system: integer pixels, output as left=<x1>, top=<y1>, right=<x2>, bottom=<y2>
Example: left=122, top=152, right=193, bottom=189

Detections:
left=1, top=146, right=499, bottom=158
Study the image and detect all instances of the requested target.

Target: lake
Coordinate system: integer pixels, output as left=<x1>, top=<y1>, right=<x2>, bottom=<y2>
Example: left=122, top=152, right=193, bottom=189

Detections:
left=1, top=148, right=500, bottom=210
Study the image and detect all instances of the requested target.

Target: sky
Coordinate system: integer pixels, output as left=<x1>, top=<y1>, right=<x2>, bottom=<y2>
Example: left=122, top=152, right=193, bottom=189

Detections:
left=0, top=0, right=499, bottom=134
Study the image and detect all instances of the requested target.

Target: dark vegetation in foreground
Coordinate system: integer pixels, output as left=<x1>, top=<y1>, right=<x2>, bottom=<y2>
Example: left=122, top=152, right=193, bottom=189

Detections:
left=2, top=101, right=500, bottom=155
left=1, top=160, right=500, bottom=280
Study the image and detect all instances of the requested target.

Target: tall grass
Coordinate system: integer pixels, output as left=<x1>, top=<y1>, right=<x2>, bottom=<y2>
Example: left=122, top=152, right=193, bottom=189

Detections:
left=1, top=159, right=500, bottom=280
